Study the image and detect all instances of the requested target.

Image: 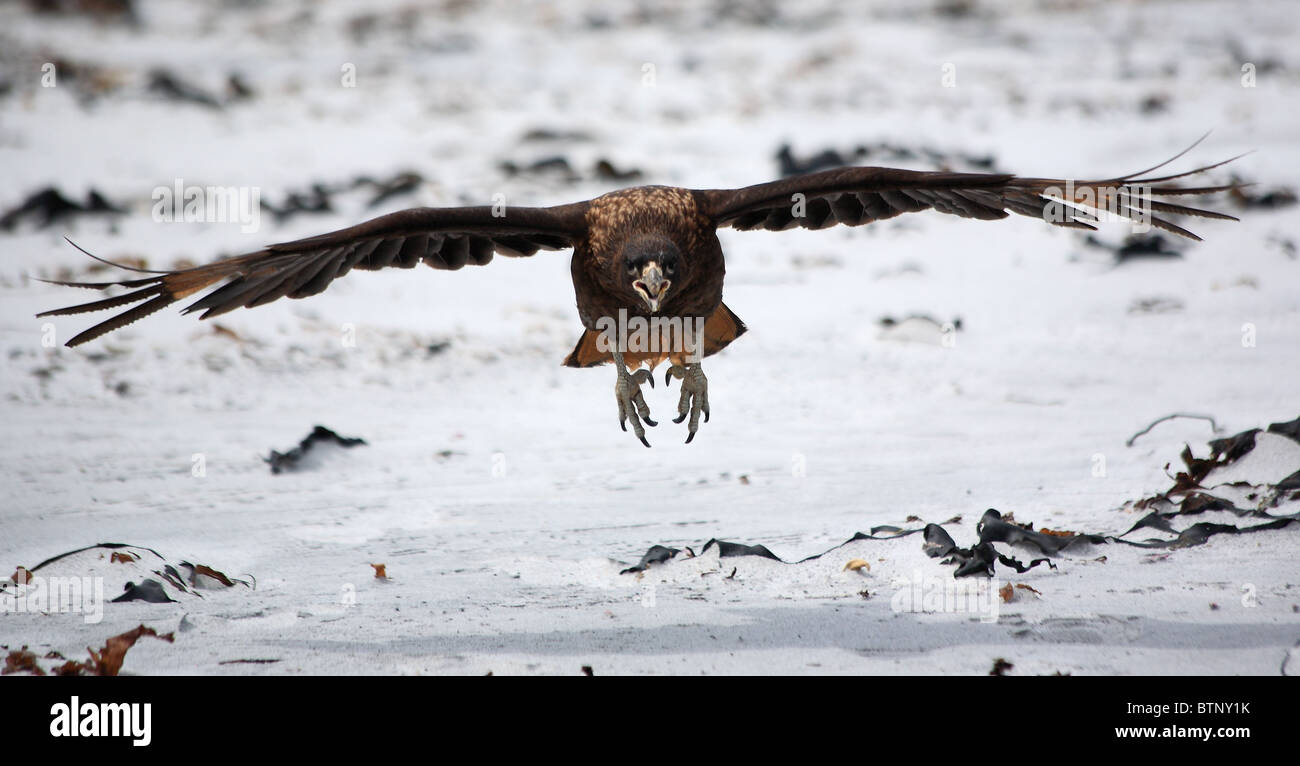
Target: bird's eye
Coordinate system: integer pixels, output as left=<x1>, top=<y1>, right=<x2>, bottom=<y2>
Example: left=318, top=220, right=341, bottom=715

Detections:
left=626, top=264, right=638, bottom=276
left=665, top=264, right=676, bottom=276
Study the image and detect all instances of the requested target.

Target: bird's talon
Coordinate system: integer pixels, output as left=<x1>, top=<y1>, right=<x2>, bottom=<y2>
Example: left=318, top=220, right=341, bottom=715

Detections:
left=666, top=362, right=709, bottom=444
left=612, top=352, right=656, bottom=446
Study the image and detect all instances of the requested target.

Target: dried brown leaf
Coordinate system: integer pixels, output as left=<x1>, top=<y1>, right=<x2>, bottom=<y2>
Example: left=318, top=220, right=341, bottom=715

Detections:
left=3, top=648, right=45, bottom=676
left=211, top=323, right=243, bottom=342
left=83, top=624, right=175, bottom=676
left=191, top=564, right=235, bottom=587
left=1038, top=528, right=1076, bottom=537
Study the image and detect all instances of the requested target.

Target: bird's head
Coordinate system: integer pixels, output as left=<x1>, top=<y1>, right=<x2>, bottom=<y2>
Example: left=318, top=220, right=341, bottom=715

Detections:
left=621, top=235, right=681, bottom=313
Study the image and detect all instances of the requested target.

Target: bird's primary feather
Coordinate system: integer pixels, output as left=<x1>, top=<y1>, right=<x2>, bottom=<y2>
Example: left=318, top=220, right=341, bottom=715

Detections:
left=38, top=145, right=1241, bottom=353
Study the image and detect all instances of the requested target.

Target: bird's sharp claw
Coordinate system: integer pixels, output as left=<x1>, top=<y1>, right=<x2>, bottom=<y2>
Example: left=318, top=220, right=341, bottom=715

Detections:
left=671, top=363, right=708, bottom=445
left=614, top=361, right=655, bottom=447
left=616, top=359, right=705, bottom=447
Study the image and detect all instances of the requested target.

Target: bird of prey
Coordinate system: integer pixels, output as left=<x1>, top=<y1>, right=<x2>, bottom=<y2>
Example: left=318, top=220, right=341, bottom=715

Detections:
left=39, top=143, right=1239, bottom=446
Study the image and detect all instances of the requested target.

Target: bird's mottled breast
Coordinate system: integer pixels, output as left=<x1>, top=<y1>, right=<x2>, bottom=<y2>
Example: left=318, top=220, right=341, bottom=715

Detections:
left=584, top=186, right=711, bottom=253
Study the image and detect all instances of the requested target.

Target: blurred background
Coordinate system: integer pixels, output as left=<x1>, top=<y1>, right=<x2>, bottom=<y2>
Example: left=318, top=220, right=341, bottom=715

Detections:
left=0, top=0, right=1297, bottom=675
left=2, top=0, right=1296, bottom=511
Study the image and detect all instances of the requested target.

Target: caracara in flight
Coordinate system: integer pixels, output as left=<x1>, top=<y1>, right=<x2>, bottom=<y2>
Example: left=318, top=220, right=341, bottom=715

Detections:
left=39, top=143, right=1240, bottom=446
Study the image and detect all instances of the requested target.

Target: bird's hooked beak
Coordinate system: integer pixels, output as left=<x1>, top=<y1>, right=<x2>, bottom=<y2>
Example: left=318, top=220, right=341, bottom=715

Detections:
left=633, top=262, right=670, bottom=313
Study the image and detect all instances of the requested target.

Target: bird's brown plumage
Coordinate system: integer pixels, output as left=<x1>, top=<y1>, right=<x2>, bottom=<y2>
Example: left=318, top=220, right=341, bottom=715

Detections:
left=38, top=147, right=1242, bottom=367
left=563, top=186, right=735, bottom=369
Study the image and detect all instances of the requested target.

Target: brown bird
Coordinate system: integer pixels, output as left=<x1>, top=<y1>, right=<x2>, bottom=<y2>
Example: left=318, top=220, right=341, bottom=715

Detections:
left=38, top=143, right=1241, bottom=446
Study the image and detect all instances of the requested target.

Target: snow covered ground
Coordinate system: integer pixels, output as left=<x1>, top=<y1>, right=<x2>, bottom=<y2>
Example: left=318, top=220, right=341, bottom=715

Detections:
left=1, top=0, right=1297, bottom=675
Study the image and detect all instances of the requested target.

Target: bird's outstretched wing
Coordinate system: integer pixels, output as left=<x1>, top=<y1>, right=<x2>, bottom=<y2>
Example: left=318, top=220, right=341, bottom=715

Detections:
left=38, top=203, right=589, bottom=347
left=698, top=149, right=1241, bottom=240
